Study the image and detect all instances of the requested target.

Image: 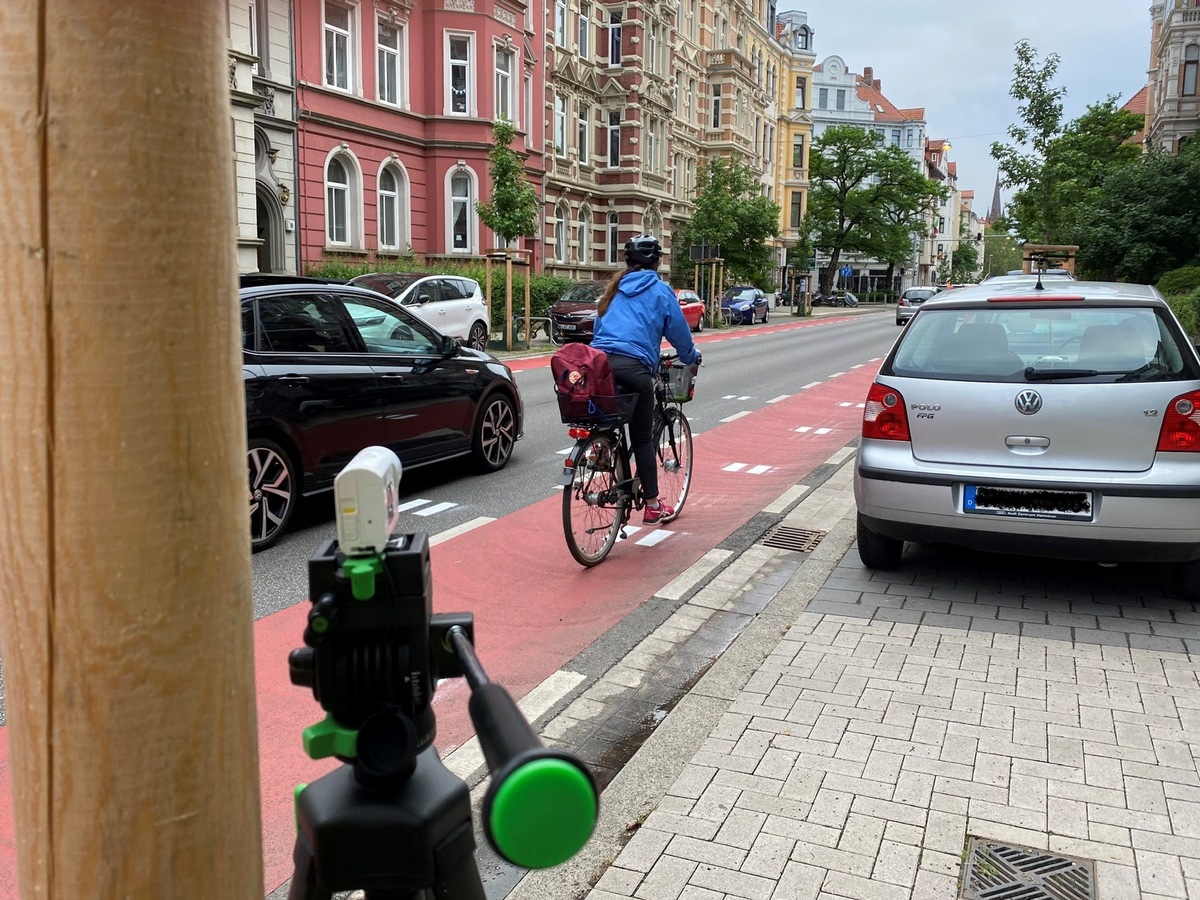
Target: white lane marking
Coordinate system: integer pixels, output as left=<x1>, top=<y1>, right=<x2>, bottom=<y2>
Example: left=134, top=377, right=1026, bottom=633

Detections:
left=816, top=427, right=833, bottom=435
left=801, top=381, right=822, bottom=389
left=838, top=402, right=854, bottom=407
left=830, top=371, right=846, bottom=377
left=398, top=499, right=431, bottom=511
left=721, top=394, right=753, bottom=401
left=637, top=529, right=675, bottom=546
left=852, top=364, right=866, bottom=369
left=748, top=465, right=772, bottom=475
left=557, top=446, right=572, bottom=455
left=430, top=516, right=495, bottom=546
left=795, top=426, right=812, bottom=433
left=724, top=462, right=749, bottom=472
left=720, top=410, right=752, bottom=423
left=413, top=501, right=457, bottom=517
left=794, top=426, right=833, bottom=434
left=767, top=395, right=790, bottom=404
left=857, top=403, right=865, bottom=408
left=443, top=669, right=586, bottom=780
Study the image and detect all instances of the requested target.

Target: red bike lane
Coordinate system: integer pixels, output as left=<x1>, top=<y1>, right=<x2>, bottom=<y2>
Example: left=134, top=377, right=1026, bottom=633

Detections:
left=0, top=341, right=880, bottom=896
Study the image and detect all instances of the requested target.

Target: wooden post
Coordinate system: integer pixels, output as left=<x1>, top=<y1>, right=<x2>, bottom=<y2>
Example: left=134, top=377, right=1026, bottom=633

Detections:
left=0, top=2, right=262, bottom=897
left=522, top=252, right=532, bottom=351
left=505, top=255, right=514, bottom=352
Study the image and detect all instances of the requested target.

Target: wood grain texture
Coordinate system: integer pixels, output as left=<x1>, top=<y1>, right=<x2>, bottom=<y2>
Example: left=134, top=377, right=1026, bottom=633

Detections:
left=0, top=2, right=263, bottom=896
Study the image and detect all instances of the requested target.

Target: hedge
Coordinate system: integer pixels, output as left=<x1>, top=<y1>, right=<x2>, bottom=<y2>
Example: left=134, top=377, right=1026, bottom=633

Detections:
left=1166, top=289, right=1199, bottom=341
left=1156, top=266, right=1200, bottom=299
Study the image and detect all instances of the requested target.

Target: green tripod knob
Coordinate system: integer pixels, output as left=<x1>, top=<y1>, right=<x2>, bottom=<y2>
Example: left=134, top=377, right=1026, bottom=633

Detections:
left=485, top=753, right=598, bottom=869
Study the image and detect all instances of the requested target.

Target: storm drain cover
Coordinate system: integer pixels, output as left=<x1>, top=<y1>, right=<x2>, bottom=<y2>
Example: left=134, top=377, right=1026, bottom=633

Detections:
left=961, top=838, right=1096, bottom=900
left=760, top=526, right=825, bottom=553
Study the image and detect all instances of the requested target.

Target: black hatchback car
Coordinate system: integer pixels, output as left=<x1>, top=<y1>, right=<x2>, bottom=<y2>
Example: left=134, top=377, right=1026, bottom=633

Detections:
left=242, top=281, right=523, bottom=550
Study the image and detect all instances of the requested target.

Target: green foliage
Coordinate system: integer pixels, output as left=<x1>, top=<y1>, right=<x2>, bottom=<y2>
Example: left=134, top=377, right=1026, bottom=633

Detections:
left=475, top=120, right=539, bottom=243
left=1072, top=148, right=1200, bottom=283
left=681, top=154, right=781, bottom=286
left=948, top=229, right=979, bottom=284
left=991, top=40, right=1067, bottom=243
left=806, top=125, right=945, bottom=294
left=979, top=226, right=1023, bottom=279
left=1156, top=266, right=1200, bottom=297
left=1169, top=289, right=1199, bottom=339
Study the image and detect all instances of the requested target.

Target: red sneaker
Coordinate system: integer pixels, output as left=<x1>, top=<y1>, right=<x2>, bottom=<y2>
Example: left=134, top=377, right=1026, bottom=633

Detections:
left=643, top=501, right=675, bottom=524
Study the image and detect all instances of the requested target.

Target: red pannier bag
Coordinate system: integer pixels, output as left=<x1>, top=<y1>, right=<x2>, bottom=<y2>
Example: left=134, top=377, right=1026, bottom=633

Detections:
left=550, top=343, right=633, bottom=424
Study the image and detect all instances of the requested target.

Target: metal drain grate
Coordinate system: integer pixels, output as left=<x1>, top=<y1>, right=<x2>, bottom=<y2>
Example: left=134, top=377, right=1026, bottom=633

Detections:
left=760, top=526, right=826, bottom=553
left=961, top=838, right=1096, bottom=900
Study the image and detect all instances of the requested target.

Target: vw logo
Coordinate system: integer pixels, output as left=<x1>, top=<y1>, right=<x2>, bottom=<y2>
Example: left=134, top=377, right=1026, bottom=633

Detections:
left=1015, top=390, right=1043, bottom=415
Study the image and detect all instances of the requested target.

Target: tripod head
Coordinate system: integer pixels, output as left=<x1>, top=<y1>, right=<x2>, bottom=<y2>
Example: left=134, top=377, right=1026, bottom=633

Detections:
left=286, top=448, right=599, bottom=899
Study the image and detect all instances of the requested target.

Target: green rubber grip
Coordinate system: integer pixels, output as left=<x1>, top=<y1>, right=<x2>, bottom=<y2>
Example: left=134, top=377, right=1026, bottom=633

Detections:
left=487, top=757, right=598, bottom=869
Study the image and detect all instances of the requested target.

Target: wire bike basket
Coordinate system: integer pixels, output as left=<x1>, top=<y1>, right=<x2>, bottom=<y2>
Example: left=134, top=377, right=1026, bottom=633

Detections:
left=555, top=392, right=638, bottom=427
left=661, top=361, right=699, bottom=403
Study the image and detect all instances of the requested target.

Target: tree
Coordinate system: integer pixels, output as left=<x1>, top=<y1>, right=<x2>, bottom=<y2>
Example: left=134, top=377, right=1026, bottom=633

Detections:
left=677, top=154, right=781, bottom=286
left=806, top=125, right=945, bottom=295
left=979, top=224, right=1022, bottom=279
left=1073, top=144, right=1200, bottom=283
left=990, top=40, right=1067, bottom=243
left=947, top=224, right=979, bottom=283
left=475, top=119, right=539, bottom=246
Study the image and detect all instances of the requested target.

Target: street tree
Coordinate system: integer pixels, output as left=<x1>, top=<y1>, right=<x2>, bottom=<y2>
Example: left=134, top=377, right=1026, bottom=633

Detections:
left=475, top=119, right=539, bottom=247
left=806, top=124, right=945, bottom=295
left=979, top=224, right=1022, bottom=280
left=677, top=154, right=781, bottom=287
left=990, top=40, right=1067, bottom=243
left=946, top=225, right=980, bottom=283
left=1073, top=143, right=1200, bottom=283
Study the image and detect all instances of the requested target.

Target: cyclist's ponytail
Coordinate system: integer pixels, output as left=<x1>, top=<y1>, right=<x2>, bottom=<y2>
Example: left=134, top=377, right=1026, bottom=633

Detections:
left=597, top=267, right=634, bottom=318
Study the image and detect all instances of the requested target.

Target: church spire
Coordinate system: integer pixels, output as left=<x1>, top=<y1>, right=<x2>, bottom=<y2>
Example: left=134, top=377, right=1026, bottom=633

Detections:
left=987, top=173, right=1003, bottom=223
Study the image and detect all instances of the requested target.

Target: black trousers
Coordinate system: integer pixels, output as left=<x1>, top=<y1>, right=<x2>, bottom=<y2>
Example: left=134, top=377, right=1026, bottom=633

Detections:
left=607, top=353, right=659, bottom=501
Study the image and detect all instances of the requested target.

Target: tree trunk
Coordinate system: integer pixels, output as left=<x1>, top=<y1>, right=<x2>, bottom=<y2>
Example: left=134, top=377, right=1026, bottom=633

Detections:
left=0, top=2, right=263, bottom=897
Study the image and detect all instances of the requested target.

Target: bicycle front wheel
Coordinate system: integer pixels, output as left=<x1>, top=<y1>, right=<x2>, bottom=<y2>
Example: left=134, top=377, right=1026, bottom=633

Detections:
left=655, top=408, right=693, bottom=522
left=562, top=434, right=629, bottom=566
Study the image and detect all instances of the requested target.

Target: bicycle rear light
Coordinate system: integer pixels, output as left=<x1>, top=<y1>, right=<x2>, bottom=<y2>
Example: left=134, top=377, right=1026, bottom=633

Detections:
left=568, top=427, right=591, bottom=439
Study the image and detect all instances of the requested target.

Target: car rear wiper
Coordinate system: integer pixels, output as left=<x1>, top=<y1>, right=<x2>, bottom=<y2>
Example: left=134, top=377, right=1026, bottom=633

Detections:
left=1023, top=367, right=1100, bottom=381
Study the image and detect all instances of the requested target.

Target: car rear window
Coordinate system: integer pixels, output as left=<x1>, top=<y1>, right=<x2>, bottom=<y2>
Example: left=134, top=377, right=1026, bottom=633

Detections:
left=904, top=289, right=936, bottom=301
left=887, top=306, right=1196, bottom=383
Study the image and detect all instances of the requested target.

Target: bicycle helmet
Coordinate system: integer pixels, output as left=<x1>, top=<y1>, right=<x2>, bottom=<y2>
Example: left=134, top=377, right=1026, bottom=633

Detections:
left=624, top=234, right=663, bottom=268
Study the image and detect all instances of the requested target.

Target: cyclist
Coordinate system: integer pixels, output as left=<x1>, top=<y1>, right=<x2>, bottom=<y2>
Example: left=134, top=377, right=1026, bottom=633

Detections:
left=591, top=234, right=701, bottom=524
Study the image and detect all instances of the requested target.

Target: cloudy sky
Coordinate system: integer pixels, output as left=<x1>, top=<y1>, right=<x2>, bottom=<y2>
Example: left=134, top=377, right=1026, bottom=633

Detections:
left=783, top=1, right=1151, bottom=207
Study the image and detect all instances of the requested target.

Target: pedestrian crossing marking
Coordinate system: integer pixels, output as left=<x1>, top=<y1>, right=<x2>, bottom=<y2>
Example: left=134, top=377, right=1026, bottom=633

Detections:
left=723, top=463, right=747, bottom=472
left=723, top=462, right=772, bottom=473
left=721, top=394, right=752, bottom=400
left=637, top=529, right=675, bottom=546
left=414, top=502, right=457, bottom=517
left=838, top=402, right=854, bottom=407
left=398, top=499, right=431, bottom=511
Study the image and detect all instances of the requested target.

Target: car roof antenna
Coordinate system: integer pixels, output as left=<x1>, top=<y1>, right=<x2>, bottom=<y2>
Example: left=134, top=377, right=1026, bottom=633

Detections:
left=1032, top=254, right=1046, bottom=291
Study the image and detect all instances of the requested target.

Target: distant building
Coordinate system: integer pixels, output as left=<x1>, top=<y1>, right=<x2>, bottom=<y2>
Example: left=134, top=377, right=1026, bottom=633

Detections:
left=1147, top=1, right=1200, bottom=153
left=1123, top=85, right=1149, bottom=147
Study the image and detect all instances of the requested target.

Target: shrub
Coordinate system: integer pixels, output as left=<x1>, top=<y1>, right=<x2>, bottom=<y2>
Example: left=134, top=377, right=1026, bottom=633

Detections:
left=1168, top=288, right=1199, bottom=340
left=1156, top=266, right=1200, bottom=298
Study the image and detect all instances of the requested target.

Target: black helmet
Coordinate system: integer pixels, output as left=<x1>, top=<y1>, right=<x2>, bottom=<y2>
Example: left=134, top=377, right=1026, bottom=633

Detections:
left=624, top=234, right=663, bottom=268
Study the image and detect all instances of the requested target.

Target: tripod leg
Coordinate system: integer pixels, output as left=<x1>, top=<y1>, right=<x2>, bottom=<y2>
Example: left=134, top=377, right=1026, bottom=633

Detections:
left=287, top=839, right=331, bottom=900
left=431, top=853, right=486, bottom=900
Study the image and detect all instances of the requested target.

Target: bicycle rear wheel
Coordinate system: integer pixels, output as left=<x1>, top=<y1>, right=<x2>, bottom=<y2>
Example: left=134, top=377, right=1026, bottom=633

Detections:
left=654, top=408, right=693, bottom=522
left=562, top=434, right=629, bottom=566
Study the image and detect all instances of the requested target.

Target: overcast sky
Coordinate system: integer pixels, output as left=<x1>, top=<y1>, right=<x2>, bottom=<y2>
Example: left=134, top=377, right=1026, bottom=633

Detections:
left=784, top=1, right=1151, bottom=209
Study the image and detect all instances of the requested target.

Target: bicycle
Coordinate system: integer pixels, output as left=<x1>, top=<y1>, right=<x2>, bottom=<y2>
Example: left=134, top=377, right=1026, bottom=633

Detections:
left=558, top=350, right=697, bottom=567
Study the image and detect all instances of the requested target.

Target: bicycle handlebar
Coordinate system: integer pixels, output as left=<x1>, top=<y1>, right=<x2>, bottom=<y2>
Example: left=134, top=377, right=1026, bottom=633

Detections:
left=447, top=627, right=599, bottom=869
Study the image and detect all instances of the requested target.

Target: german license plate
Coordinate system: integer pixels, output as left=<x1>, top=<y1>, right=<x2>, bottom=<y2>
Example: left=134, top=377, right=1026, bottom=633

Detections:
left=963, top=485, right=1092, bottom=521
left=561, top=323, right=576, bottom=330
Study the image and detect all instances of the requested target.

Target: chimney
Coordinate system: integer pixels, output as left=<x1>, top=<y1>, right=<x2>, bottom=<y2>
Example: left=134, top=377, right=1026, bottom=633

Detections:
left=862, top=66, right=873, bottom=86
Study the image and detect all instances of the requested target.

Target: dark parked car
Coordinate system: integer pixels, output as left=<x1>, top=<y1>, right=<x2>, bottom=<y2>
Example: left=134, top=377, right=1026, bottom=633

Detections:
left=549, top=280, right=607, bottom=343
left=242, top=281, right=523, bottom=550
left=720, top=285, right=770, bottom=324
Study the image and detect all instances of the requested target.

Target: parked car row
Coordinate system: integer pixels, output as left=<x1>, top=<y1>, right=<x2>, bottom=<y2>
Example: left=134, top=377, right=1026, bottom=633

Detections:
left=242, top=276, right=523, bottom=550
left=855, top=277, right=1200, bottom=600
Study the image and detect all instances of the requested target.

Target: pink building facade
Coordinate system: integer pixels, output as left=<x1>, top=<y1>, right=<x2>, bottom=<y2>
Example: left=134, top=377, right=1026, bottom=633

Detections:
left=294, top=0, right=546, bottom=271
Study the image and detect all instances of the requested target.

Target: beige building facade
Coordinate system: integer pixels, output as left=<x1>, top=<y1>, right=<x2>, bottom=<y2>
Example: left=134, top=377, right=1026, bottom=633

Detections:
left=1147, top=0, right=1200, bottom=153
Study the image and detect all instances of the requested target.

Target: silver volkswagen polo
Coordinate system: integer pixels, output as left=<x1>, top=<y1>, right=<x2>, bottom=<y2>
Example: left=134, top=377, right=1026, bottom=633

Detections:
left=854, top=280, right=1200, bottom=598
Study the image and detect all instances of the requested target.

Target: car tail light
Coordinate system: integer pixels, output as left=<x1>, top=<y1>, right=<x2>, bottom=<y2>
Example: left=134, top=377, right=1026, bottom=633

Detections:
left=568, top=427, right=591, bottom=440
left=862, top=382, right=910, bottom=441
left=1156, top=390, right=1200, bottom=452
left=898, top=298, right=910, bottom=307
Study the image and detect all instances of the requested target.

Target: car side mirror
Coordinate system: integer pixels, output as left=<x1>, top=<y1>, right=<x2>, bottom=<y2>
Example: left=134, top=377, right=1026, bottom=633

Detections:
left=440, top=334, right=460, bottom=356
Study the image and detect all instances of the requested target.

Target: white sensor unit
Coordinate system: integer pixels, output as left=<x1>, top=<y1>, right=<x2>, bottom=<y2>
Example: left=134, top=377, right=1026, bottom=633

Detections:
left=333, top=446, right=403, bottom=556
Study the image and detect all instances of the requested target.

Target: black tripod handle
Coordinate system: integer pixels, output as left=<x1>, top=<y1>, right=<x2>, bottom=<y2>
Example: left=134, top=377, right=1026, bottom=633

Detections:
left=448, top=628, right=598, bottom=870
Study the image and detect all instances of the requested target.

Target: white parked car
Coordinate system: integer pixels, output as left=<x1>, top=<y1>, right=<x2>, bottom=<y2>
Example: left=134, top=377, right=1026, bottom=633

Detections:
left=349, top=272, right=491, bottom=351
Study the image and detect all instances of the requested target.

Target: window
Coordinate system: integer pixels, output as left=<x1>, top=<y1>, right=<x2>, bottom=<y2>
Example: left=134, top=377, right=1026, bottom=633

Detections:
left=711, top=83, right=721, bottom=128
left=258, top=295, right=354, bottom=355
left=578, top=104, right=590, bottom=164
left=378, top=165, right=404, bottom=250
left=495, top=47, right=514, bottom=120
left=249, top=1, right=269, bottom=76
left=790, top=192, right=802, bottom=228
left=672, top=153, right=680, bottom=196
left=906, top=127, right=914, bottom=148
left=687, top=79, right=696, bottom=122
left=524, top=74, right=532, bottom=133
left=578, top=3, right=590, bottom=57
left=836, top=89, right=845, bottom=110
left=579, top=207, right=591, bottom=262
left=892, top=128, right=901, bottom=146
left=608, top=109, right=620, bottom=166
left=1185, top=44, right=1199, bottom=97
left=754, top=116, right=760, bottom=156
left=818, top=87, right=827, bottom=108
left=647, top=20, right=660, bottom=74
left=343, top=295, right=440, bottom=355
left=607, top=212, right=619, bottom=264
left=378, top=20, right=402, bottom=105
left=450, top=170, right=473, bottom=252
left=555, top=0, right=567, bottom=47
left=555, top=95, right=568, bottom=158
left=646, top=116, right=660, bottom=172
left=791, top=134, right=804, bottom=168
left=938, top=216, right=946, bottom=234
left=555, top=203, right=568, bottom=262
left=796, top=27, right=808, bottom=51
left=608, top=12, right=622, bottom=66
left=324, top=3, right=353, bottom=91
left=447, top=35, right=472, bottom=115
left=326, top=156, right=350, bottom=244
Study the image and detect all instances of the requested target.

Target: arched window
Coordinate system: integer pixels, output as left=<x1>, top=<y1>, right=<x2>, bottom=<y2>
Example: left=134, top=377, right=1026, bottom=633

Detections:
left=578, top=206, right=591, bottom=263
left=448, top=169, right=475, bottom=253
left=378, top=164, right=407, bottom=251
left=326, top=157, right=350, bottom=245
left=555, top=202, right=568, bottom=262
left=607, top=212, right=619, bottom=264
left=1184, top=44, right=1199, bottom=97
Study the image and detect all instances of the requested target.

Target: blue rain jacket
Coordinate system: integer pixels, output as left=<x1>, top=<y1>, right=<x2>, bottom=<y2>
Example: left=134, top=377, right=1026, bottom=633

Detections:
left=591, top=270, right=700, bottom=371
